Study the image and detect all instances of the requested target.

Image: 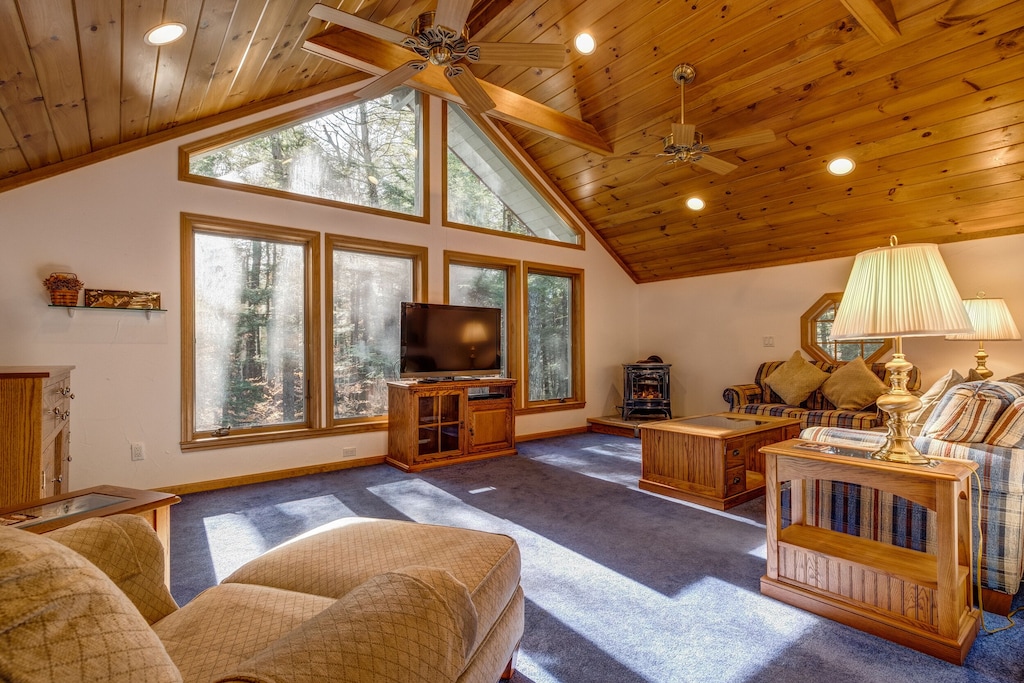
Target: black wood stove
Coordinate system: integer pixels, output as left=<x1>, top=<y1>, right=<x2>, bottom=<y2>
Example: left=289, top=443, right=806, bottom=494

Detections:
left=621, top=359, right=672, bottom=421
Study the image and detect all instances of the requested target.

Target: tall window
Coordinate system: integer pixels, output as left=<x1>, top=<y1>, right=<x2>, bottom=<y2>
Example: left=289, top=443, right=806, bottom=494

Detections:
left=525, top=264, right=584, bottom=409
left=445, top=104, right=581, bottom=245
left=184, top=89, right=424, bottom=217
left=445, top=253, right=518, bottom=381
left=182, top=215, right=320, bottom=447
left=329, top=236, right=426, bottom=425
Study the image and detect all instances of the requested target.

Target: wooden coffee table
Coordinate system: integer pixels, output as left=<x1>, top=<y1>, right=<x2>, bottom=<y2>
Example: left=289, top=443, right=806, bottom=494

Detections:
left=638, top=413, right=801, bottom=510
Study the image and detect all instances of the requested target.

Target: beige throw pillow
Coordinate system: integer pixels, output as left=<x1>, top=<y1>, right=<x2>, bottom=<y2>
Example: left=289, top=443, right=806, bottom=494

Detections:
left=906, top=368, right=964, bottom=435
left=821, top=357, right=888, bottom=410
left=765, top=351, right=829, bottom=406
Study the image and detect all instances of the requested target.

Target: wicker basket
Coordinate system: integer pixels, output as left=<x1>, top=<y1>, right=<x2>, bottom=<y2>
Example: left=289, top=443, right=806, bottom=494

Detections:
left=49, top=289, right=79, bottom=306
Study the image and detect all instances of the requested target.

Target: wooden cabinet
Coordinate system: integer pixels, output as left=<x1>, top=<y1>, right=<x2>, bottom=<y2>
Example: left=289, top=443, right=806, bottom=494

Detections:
left=760, top=438, right=979, bottom=665
left=0, top=366, right=75, bottom=507
left=387, top=379, right=516, bottom=471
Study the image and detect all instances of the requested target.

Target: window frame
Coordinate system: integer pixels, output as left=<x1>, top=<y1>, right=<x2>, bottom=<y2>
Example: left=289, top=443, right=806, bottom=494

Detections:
left=521, top=262, right=585, bottom=413
left=443, top=251, right=521, bottom=396
left=441, top=103, right=586, bottom=249
left=179, top=91, right=430, bottom=223
left=180, top=213, right=322, bottom=450
left=801, top=292, right=891, bottom=365
left=326, top=234, right=428, bottom=431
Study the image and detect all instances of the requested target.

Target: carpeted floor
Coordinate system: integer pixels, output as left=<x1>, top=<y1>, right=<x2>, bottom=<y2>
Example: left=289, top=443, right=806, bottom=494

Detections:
left=170, top=432, right=1024, bottom=682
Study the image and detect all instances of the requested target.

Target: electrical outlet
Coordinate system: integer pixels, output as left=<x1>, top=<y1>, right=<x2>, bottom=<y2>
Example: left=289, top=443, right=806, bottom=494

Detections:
left=342, top=446, right=357, bottom=458
left=131, top=442, right=145, bottom=461
left=762, top=336, right=775, bottom=347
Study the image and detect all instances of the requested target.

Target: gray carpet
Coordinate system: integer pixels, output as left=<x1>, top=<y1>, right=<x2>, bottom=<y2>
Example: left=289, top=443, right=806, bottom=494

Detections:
left=170, top=432, right=1024, bottom=682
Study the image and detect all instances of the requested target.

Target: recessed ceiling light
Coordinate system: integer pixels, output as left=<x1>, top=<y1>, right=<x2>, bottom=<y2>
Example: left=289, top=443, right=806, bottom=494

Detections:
left=145, top=22, right=187, bottom=46
left=573, top=32, right=596, bottom=55
left=685, top=197, right=705, bottom=211
left=827, top=157, right=855, bottom=176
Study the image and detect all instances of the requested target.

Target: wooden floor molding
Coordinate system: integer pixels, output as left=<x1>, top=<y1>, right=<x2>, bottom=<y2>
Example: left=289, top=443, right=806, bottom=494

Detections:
left=157, top=455, right=386, bottom=495
left=517, top=426, right=589, bottom=442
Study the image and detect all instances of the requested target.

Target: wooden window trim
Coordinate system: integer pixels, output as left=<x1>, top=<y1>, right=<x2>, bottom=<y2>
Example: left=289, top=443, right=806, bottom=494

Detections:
left=523, top=262, right=585, bottom=412
left=179, top=91, right=430, bottom=224
left=180, top=213, right=322, bottom=449
left=326, top=234, right=428, bottom=428
left=443, top=251, right=521, bottom=403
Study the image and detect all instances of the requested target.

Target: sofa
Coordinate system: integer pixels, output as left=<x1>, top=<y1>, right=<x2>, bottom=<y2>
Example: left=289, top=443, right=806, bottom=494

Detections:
left=0, top=514, right=524, bottom=683
left=797, top=377, right=1024, bottom=613
left=723, top=353, right=921, bottom=430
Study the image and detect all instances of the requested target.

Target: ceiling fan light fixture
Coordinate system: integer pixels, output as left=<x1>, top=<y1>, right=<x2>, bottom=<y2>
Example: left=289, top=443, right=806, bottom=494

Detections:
left=144, top=22, right=187, bottom=46
left=827, top=157, right=856, bottom=176
left=574, top=32, right=596, bottom=55
left=685, top=197, right=705, bottom=211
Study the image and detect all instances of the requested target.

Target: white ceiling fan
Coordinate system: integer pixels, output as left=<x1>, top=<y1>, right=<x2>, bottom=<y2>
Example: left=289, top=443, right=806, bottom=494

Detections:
left=308, top=1, right=566, bottom=115
left=646, top=63, right=776, bottom=175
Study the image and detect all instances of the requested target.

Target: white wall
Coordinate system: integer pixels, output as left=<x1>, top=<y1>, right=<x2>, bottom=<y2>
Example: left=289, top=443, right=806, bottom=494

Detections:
left=0, top=90, right=639, bottom=491
left=638, top=233, right=1024, bottom=416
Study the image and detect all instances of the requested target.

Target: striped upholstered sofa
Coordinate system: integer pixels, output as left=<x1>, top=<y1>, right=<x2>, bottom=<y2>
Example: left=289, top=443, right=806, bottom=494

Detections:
left=723, top=358, right=920, bottom=430
left=799, top=379, right=1024, bottom=613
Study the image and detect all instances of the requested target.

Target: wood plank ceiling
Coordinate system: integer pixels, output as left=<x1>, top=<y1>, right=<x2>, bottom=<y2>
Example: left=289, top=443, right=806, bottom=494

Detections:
left=1, top=0, right=1021, bottom=283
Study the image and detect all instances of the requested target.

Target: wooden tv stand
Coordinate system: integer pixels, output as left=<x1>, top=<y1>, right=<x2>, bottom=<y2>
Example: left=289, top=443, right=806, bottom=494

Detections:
left=386, top=378, right=517, bottom=472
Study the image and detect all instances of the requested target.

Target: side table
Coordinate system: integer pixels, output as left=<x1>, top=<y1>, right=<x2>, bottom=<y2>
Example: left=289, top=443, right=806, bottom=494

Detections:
left=760, top=438, right=979, bottom=664
left=0, top=484, right=180, bottom=586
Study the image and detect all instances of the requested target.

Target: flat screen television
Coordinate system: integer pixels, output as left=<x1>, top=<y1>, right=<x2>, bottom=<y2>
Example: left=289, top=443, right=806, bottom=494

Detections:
left=400, top=302, right=502, bottom=379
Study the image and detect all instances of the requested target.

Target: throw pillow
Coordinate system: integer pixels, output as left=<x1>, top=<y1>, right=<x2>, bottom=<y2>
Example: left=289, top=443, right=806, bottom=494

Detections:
left=764, top=351, right=829, bottom=406
left=906, top=368, right=964, bottom=435
left=821, top=357, right=888, bottom=411
left=985, top=396, right=1024, bottom=448
left=998, top=372, right=1024, bottom=388
left=921, top=381, right=1024, bottom=443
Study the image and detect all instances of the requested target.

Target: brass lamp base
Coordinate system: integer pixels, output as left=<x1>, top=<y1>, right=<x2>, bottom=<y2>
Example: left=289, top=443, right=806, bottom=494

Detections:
left=972, top=342, right=994, bottom=379
left=871, top=347, right=932, bottom=465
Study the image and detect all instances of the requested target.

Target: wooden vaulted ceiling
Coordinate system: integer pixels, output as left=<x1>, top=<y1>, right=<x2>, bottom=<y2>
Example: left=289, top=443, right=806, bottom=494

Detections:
left=1, top=0, right=1021, bottom=283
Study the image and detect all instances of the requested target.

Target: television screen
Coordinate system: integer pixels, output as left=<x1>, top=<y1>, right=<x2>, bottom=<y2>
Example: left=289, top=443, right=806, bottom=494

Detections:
left=400, top=302, right=502, bottom=379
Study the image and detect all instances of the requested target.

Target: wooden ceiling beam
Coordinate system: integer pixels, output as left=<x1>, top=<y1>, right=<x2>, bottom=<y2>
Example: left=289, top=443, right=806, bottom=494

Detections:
left=840, top=0, right=900, bottom=44
left=303, top=27, right=612, bottom=155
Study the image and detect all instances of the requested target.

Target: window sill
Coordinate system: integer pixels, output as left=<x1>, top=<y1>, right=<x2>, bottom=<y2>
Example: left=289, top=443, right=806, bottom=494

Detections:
left=517, top=400, right=586, bottom=416
left=181, top=420, right=388, bottom=451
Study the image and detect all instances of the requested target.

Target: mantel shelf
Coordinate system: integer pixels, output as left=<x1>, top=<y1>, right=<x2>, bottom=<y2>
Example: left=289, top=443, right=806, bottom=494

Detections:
left=49, top=305, right=166, bottom=319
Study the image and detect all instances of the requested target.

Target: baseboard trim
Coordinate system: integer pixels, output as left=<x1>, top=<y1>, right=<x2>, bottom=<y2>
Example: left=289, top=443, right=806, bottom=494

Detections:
left=156, top=455, right=386, bottom=495
left=516, top=426, right=589, bottom=442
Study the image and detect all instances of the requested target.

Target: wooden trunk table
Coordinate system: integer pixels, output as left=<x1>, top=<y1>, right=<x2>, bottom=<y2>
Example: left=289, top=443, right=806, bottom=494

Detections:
left=638, top=413, right=801, bottom=510
left=759, top=439, right=979, bottom=665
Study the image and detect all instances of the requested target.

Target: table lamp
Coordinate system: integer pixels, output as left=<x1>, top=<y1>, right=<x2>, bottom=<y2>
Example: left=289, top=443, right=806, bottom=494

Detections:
left=831, top=236, right=972, bottom=464
left=945, top=292, right=1021, bottom=379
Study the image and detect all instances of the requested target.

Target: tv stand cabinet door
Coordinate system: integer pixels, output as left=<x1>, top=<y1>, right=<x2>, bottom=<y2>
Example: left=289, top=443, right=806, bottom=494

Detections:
left=467, top=401, right=514, bottom=454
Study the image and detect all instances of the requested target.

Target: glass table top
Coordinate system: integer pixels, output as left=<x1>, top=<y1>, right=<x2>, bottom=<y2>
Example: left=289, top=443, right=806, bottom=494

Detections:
left=0, top=493, right=130, bottom=528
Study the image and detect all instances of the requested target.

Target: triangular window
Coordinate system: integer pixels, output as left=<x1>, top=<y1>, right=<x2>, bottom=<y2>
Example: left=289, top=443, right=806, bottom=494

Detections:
left=185, top=89, right=423, bottom=217
left=446, top=104, right=580, bottom=245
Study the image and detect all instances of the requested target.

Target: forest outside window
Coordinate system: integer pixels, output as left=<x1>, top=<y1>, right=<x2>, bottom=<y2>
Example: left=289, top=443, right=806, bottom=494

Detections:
left=182, top=215, right=320, bottom=448
left=445, top=253, right=519, bottom=384
left=445, top=104, right=580, bottom=245
left=524, top=264, right=584, bottom=411
left=184, top=89, right=424, bottom=218
left=801, top=292, right=891, bottom=364
left=329, top=236, right=426, bottom=427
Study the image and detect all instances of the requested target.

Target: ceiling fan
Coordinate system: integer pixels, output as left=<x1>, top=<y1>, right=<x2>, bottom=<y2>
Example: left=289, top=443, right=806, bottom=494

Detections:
left=308, top=1, right=566, bottom=115
left=636, top=63, right=776, bottom=175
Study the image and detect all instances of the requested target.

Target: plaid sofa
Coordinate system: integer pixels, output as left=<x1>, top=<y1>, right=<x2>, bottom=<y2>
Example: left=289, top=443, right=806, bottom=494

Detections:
left=798, top=383, right=1024, bottom=603
left=723, top=359, right=921, bottom=430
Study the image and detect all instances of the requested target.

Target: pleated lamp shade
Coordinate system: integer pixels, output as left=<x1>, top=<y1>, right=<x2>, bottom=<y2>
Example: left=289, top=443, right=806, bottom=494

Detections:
left=831, top=240, right=973, bottom=340
left=945, top=295, right=1021, bottom=341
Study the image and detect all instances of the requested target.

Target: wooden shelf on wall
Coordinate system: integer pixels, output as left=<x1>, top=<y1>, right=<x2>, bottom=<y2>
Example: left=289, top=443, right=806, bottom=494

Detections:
left=49, top=305, right=166, bottom=319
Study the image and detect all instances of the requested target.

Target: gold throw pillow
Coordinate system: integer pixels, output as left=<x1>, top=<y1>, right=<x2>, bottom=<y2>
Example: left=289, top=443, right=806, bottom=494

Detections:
left=821, top=356, right=889, bottom=411
left=765, top=351, right=829, bottom=405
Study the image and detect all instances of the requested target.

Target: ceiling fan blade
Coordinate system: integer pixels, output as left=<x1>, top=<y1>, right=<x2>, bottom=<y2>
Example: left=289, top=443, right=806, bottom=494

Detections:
left=693, top=154, right=738, bottom=175
left=705, top=129, right=776, bottom=152
left=445, top=66, right=496, bottom=114
left=308, top=3, right=411, bottom=45
left=434, top=0, right=474, bottom=31
left=671, top=123, right=695, bottom=147
left=472, top=42, right=566, bottom=68
left=355, top=61, right=426, bottom=101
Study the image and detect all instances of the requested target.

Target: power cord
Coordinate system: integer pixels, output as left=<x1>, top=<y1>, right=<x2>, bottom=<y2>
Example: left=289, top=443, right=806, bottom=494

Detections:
left=973, top=469, right=1021, bottom=634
